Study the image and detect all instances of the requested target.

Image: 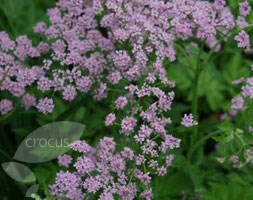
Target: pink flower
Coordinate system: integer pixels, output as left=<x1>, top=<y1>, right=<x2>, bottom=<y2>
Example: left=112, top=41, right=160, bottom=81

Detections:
left=181, top=113, right=198, bottom=127
left=0, top=99, right=13, bottom=115
left=115, top=96, right=128, bottom=109
left=121, top=117, right=137, bottom=135
left=36, top=98, right=54, bottom=114
left=74, top=156, right=95, bottom=174
left=239, top=1, right=251, bottom=16
left=58, top=154, right=72, bottom=168
left=62, top=86, right=77, bottom=102
left=21, top=93, right=36, bottom=110
left=105, top=113, right=116, bottom=126
left=235, top=31, right=250, bottom=48
left=231, top=96, right=245, bottom=110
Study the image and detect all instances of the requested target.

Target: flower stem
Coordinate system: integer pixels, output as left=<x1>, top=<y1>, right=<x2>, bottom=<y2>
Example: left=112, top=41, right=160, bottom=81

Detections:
left=188, top=33, right=228, bottom=160
left=190, top=44, right=203, bottom=148
left=188, top=130, right=220, bottom=161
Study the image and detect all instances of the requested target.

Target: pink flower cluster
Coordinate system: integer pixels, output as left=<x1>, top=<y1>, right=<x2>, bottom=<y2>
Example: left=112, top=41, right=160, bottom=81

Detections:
left=51, top=138, right=156, bottom=200
left=0, top=0, right=236, bottom=115
left=0, top=32, right=49, bottom=115
left=231, top=64, right=253, bottom=112
left=229, top=65, right=253, bottom=166
left=235, top=1, right=251, bottom=48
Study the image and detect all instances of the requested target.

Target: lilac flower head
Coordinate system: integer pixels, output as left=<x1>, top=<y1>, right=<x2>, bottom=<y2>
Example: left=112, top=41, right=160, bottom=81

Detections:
left=214, top=0, right=226, bottom=10
left=0, top=99, right=13, bottom=115
left=107, top=71, right=122, bottom=85
left=161, top=135, right=181, bottom=152
left=0, top=31, right=15, bottom=51
left=115, top=96, right=128, bottom=109
left=236, top=16, right=248, bottom=28
left=70, top=141, right=92, bottom=153
left=134, top=170, right=151, bottom=185
left=98, top=192, right=114, bottom=200
left=105, top=113, right=116, bottom=126
left=121, top=117, right=137, bottom=135
left=118, top=184, right=137, bottom=200
left=235, top=30, right=250, bottom=48
left=231, top=96, right=245, bottom=110
left=242, top=85, right=253, bottom=99
left=239, top=1, right=251, bottom=16
left=33, top=22, right=47, bottom=33
left=74, top=156, right=95, bottom=174
left=83, top=176, right=101, bottom=193
left=62, top=86, right=77, bottom=101
left=112, top=50, right=131, bottom=69
left=21, top=93, right=36, bottom=110
left=58, top=154, right=73, bottom=167
left=75, top=76, right=92, bottom=93
left=36, top=98, right=54, bottom=114
left=37, top=77, right=52, bottom=92
left=157, top=166, right=167, bottom=176
left=181, top=113, right=198, bottom=127
left=50, top=171, right=82, bottom=200
left=99, top=137, right=116, bottom=152
left=140, top=189, right=153, bottom=200
left=166, top=155, right=174, bottom=166
left=121, top=147, right=134, bottom=160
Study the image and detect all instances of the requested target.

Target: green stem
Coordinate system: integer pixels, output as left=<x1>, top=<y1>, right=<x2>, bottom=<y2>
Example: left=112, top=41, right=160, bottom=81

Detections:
left=188, top=32, right=232, bottom=160
left=235, top=133, right=246, bottom=147
left=188, top=130, right=220, bottom=160
left=173, top=43, right=192, bottom=67
left=190, top=44, right=203, bottom=147
left=108, top=88, right=126, bottom=93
